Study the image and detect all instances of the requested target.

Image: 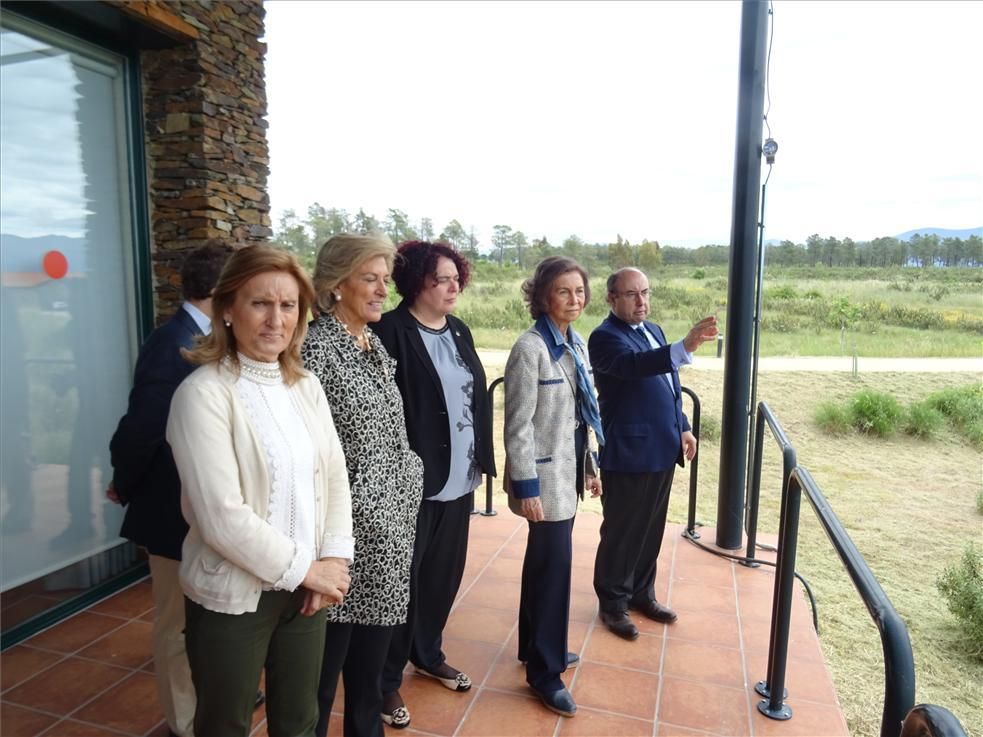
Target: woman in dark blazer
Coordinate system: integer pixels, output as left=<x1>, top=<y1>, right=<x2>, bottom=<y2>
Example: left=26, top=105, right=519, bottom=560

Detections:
left=373, top=240, right=495, bottom=729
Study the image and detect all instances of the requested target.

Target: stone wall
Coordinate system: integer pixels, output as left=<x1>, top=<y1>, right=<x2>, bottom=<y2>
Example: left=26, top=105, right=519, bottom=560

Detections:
left=122, top=0, right=271, bottom=320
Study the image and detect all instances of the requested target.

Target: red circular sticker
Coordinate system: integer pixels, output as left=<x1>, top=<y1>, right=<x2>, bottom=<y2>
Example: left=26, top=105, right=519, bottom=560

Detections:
left=43, top=250, right=69, bottom=279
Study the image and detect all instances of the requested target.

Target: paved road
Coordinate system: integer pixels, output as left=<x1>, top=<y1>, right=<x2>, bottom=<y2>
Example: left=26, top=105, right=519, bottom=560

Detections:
left=477, top=350, right=983, bottom=374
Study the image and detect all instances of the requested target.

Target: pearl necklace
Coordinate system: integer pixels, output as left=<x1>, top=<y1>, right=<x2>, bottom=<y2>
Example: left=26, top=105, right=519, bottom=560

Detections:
left=236, top=353, right=283, bottom=385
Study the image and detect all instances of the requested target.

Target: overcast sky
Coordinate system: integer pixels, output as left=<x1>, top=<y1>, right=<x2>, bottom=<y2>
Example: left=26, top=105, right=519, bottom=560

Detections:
left=264, top=0, right=982, bottom=249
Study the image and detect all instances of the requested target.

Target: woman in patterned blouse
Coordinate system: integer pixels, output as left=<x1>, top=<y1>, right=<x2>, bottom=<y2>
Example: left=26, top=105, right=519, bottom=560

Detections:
left=302, top=233, right=424, bottom=737
left=373, top=241, right=496, bottom=729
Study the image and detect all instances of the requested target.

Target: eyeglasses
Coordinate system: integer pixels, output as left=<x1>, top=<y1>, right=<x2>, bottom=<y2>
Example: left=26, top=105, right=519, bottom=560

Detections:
left=614, top=289, right=650, bottom=300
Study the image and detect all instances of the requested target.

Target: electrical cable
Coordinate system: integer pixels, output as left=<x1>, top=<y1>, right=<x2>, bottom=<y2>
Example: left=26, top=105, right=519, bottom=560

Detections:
left=681, top=527, right=820, bottom=634
left=763, top=0, right=774, bottom=140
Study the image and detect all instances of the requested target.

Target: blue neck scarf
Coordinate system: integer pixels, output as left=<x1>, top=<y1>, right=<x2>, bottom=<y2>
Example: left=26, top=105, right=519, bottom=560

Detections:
left=534, top=315, right=605, bottom=446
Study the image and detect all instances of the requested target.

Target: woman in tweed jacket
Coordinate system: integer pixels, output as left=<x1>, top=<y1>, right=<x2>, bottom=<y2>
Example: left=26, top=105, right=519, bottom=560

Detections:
left=503, top=256, right=603, bottom=718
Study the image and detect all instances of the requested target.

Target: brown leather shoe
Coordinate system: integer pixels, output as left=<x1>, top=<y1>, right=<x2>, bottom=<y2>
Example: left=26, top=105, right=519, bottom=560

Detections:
left=599, top=610, right=639, bottom=640
left=630, top=599, right=678, bottom=624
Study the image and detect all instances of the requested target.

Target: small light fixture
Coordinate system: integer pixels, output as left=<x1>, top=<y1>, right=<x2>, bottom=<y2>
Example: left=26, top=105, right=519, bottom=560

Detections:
left=762, top=137, right=778, bottom=165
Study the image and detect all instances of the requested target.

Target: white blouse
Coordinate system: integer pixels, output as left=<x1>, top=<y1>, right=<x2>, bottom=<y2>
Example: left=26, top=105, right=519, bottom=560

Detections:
left=235, top=353, right=348, bottom=592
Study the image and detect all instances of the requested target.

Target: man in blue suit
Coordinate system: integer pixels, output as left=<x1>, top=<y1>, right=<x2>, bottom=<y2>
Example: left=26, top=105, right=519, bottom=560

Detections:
left=108, top=242, right=230, bottom=737
left=588, top=267, right=717, bottom=641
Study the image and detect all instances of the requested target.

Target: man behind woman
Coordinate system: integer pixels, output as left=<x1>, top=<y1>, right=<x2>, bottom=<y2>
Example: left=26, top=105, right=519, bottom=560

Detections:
left=167, top=246, right=354, bottom=737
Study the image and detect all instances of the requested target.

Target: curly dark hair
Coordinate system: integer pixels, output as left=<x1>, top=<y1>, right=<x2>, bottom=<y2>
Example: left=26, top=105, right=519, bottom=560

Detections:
left=181, top=240, right=233, bottom=300
left=521, top=256, right=591, bottom=319
left=392, top=240, right=472, bottom=304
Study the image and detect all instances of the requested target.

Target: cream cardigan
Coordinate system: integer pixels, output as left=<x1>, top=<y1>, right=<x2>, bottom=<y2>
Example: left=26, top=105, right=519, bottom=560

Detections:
left=166, top=361, right=353, bottom=614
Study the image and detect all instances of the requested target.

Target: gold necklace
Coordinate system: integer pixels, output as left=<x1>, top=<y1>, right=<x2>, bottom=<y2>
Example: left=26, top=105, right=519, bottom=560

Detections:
left=334, top=312, right=372, bottom=352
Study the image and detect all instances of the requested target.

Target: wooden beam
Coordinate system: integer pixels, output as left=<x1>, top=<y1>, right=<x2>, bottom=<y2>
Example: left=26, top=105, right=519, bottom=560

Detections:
left=108, top=1, right=199, bottom=41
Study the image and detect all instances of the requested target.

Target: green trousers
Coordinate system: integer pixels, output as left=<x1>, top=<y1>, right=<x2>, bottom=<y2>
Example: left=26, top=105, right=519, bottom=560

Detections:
left=185, top=589, right=326, bottom=737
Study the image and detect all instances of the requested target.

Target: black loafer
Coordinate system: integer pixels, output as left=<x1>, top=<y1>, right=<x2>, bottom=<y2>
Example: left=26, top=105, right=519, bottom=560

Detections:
left=630, top=599, right=678, bottom=624
left=599, top=610, right=639, bottom=640
left=415, top=663, right=472, bottom=692
left=533, top=686, right=577, bottom=717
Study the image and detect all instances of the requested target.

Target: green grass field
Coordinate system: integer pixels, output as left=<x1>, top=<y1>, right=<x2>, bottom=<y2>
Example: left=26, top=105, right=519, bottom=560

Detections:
left=451, top=264, right=983, bottom=357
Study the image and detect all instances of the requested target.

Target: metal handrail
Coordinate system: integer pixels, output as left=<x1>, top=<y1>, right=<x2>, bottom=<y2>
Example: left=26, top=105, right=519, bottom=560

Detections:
left=758, top=466, right=917, bottom=737
left=745, top=401, right=796, bottom=565
left=899, top=704, right=968, bottom=737
left=476, top=376, right=505, bottom=516
left=679, top=387, right=702, bottom=538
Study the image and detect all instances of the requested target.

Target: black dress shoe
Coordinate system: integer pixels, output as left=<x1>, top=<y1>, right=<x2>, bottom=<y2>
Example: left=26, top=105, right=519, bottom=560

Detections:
left=533, top=686, right=577, bottom=717
left=630, top=599, right=678, bottom=624
left=599, top=610, right=639, bottom=640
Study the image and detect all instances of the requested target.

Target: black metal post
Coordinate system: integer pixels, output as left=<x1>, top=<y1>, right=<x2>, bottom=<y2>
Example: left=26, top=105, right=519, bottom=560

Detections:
left=716, top=0, right=770, bottom=550
left=479, top=377, right=505, bottom=517
left=680, top=387, right=701, bottom=539
left=756, top=468, right=800, bottom=720
left=743, top=404, right=767, bottom=566
left=744, top=402, right=797, bottom=565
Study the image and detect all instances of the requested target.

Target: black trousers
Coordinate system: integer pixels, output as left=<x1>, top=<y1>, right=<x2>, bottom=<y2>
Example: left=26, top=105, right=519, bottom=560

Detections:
left=593, top=468, right=675, bottom=615
left=315, top=621, right=395, bottom=737
left=382, top=493, right=471, bottom=695
left=518, top=516, right=574, bottom=694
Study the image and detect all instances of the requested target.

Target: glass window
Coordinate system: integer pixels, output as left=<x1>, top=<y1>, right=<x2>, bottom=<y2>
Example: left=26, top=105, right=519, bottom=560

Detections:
left=1, top=16, right=141, bottom=623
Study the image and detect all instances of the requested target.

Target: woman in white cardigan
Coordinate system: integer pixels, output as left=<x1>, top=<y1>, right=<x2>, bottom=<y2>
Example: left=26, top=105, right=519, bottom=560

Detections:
left=504, top=256, right=603, bottom=719
left=166, top=246, right=354, bottom=737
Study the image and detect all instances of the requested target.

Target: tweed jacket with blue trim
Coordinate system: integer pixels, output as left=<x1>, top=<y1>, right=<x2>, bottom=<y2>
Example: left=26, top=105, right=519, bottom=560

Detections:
left=503, top=319, right=598, bottom=522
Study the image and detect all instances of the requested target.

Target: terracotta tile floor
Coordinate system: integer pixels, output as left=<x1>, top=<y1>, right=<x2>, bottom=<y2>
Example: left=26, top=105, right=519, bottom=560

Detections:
left=1, top=513, right=849, bottom=737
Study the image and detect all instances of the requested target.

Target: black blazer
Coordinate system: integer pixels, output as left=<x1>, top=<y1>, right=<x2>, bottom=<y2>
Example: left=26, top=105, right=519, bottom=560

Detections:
left=373, top=301, right=496, bottom=499
left=110, top=307, right=202, bottom=559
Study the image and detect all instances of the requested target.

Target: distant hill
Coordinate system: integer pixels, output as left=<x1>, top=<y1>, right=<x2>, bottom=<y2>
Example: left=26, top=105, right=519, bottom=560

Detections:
left=894, top=227, right=982, bottom=241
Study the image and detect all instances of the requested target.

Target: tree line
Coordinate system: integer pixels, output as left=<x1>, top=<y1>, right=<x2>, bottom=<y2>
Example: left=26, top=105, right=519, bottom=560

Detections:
left=273, top=203, right=983, bottom=271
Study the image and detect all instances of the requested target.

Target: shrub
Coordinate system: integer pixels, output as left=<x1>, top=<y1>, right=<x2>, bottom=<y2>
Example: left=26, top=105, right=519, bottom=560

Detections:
left=926, top=385, right=983, bottom=447
left=904, top=401, right=945, bottom=439
left=936, top=543, right=983, bottom=659
left=849, top=390, right=903, bottom=437
left=698, top=415, right=720, bottom=443
left=691, top=269, right=706, bottom=280
left=815, top=401, right=852, bottom=435
left=761, top=314, right=803, bottom=333
left=976, top=489, right=983, bottom=515
left=764, top=285, right=798, bottom=300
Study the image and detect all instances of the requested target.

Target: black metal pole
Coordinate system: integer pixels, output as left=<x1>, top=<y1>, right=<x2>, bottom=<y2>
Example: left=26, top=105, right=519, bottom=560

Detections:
left=743, top=404, right=767, bottom=565
left=757, top=470, right=800, bottom=720
left=481, top=377, right=505, bottom=516
left=681, top=387, right=701, bottom=539
left=716, top=0, right=769, bottom=549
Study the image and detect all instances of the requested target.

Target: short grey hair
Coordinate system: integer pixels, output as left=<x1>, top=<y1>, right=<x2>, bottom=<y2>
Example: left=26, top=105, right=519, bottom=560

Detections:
left=312, top=233, right=395, bottom=314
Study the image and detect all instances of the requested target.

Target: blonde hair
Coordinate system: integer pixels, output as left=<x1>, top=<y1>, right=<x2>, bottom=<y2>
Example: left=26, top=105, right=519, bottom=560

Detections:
left=182, top=245, right=315, bottom=385
left=313, top=233, right=396, bottom=314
